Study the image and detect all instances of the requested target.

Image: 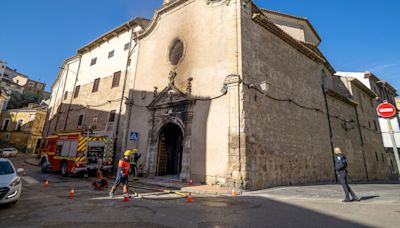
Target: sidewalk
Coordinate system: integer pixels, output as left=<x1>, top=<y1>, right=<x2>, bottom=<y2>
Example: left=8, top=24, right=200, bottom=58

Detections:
left=137, top=177, right=233, bottom=195
left=24, top=156, right=40, bottom=166
left=245, top=184, right=400, bottom=204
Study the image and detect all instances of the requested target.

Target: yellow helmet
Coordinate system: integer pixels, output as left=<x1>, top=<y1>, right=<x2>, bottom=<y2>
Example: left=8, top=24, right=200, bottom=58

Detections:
left=133, top=149, right=138, bottom=154
left=124, top=150, right=132, bottom=157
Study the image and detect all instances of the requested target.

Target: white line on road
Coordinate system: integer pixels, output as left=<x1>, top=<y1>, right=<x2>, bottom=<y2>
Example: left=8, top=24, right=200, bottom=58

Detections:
left=21, top=176, right=40, bottom=184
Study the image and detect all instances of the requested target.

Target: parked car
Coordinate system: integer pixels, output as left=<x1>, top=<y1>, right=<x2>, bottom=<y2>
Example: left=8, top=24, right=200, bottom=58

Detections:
left=0, top=158, right=23, bottom=205
left=0, top=148, right=18, bottom=158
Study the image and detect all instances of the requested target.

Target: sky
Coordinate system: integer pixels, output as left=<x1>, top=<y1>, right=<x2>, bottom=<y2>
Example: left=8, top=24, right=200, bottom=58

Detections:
left=1, top=0, right=399, bottom=93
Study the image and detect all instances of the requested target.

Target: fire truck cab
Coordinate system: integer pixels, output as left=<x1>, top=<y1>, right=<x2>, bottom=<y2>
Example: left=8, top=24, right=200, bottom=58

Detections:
left=40, top=132, right=113, bottom=176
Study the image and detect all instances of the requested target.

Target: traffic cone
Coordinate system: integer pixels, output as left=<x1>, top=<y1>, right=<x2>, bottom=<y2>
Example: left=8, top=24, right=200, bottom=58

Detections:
left=69, top=187, right=75, bottom=199
left=44, top=180, right=49, bottom=188
left=123, top=192, right=129, bottom=202
left=186, top=192, right=193, bottom=203
left=231, top=188, right=237, bottom=197
left=189, top=179, right=193, bottom=186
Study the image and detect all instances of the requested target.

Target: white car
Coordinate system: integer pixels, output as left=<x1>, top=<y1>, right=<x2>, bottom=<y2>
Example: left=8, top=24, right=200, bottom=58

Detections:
left=0, top=148, right=18, bottom=158
left=0, top=158, right=23, bottom=205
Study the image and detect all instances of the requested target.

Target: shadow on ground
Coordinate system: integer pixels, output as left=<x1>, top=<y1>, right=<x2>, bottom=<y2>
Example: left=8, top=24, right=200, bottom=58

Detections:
left=0, top=188, right=369, bottom=228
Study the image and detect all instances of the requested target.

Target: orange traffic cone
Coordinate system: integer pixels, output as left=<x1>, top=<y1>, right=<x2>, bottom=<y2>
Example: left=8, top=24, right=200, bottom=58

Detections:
left=69, top=187, right=75, bottom=198
left=44, top=180, right=49, bottom=188
left=186, top=192, right=193, bottom=203
left=123, top=192, right=129, bottom=202
left=231, top=188, right=237, bottom=197
left=189, top=179, right=193, bottom=186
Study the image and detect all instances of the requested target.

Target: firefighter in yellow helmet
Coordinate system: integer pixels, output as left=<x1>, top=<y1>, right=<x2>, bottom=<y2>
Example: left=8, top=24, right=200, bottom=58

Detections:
left=129, top=148, right=141, bottom=180
left=109, top=150, right=132, bottom=198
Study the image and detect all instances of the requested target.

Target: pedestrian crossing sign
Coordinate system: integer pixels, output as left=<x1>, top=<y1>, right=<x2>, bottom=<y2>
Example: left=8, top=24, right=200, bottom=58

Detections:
left=130, top=132, right=139, bottom=141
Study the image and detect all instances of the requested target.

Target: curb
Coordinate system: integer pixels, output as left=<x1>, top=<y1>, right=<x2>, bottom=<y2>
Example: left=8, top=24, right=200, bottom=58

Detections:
left=24, top=159, right=40, bottom=167
left=180, top=187, right=234, bottom=196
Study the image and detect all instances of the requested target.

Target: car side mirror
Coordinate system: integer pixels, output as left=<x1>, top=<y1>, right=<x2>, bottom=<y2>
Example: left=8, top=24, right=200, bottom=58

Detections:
left=16, top=168, right=24, bottom=173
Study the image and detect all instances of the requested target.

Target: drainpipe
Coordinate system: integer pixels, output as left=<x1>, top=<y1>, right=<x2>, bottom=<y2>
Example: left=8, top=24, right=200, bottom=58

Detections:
left=63, top=55, right=82, bottom=130
left=121, top=27, right=141, bottom=155
left=114, top=23, right=135, bottom=163
left=354, top=106, right=369, bottom=181
left=54, top=64, right=70, bottom=131
left=322, top=83, right=338, bottom=183
left=235, top=0, right=244, bottom=190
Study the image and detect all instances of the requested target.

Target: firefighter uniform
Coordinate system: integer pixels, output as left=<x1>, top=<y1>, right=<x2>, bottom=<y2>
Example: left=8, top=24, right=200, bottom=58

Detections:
left=109, top=150, right=132, bottom=197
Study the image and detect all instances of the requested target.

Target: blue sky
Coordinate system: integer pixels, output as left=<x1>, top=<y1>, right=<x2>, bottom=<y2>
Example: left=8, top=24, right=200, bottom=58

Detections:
left=1, top=0, right=399, bottom=93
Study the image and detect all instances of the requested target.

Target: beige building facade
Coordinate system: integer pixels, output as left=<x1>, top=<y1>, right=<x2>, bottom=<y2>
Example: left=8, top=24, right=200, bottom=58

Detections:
left=47, top=0, right=394, bottom=190
left=0, top=105, right=47, bottom=153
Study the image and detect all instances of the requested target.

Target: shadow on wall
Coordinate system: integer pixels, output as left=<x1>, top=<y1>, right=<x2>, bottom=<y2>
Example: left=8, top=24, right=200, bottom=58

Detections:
left=126, top=88, right=212, bottom=183
left=44, top=87, right=214, bottom=181
left=43, top=102, right=126, bottom=169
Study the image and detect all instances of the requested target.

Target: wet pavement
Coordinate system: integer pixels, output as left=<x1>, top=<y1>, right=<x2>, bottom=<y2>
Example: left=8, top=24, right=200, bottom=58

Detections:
left=1, top=154, right=399, bottom=228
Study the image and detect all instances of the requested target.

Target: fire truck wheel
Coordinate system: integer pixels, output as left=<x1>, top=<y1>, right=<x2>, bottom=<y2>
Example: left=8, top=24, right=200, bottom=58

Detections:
left=61, top=161, right=68, bottom=176
left=40, top=158, right=48, bottom=173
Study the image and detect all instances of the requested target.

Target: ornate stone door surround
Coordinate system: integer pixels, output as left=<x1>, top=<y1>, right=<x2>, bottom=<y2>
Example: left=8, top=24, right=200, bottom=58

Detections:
left=145, top=73, right=195, bottom=181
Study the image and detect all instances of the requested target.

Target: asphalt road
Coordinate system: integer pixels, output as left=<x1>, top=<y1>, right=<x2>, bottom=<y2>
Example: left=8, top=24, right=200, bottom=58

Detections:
left=1, top=154, right=399, bottom=228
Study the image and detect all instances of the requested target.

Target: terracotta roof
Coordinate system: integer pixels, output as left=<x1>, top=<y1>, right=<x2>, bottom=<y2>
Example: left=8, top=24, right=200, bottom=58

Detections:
left=260, top=8, right=321, bottom=43
left=325, top=89, right=357, bottom=106
left=365, top=72, right=397, bottom=94
left=77, top=17, right=150, bottom=54
left=346, top=77, right=378, bottom=98
left=251, top=3, right=335, bottom=75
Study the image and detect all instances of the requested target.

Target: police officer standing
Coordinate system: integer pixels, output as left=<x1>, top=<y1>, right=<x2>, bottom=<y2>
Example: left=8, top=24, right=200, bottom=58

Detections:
left=334, top=147, right=360, bottom=202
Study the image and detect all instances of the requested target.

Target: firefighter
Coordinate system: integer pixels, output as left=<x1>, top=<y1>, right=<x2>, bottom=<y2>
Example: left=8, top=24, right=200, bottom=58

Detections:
left=334, top=147, right=360, bottom=202
left=109, top=150, right=132, bottom=198
left=129, top=148, right=141, bottom=180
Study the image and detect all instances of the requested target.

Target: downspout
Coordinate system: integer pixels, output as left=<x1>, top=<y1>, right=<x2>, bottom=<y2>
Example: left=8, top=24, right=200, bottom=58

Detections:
left=121, top=28, right=141, bottom=154
left=236, top=0, right=243, bottom=190
left=354, top=106, right=369, bottom=181
left=46, top=71, right=63, bottom=135
left=54, top=64, right=69, bottom=131
left=63, top=55, right=82, bottom=130
left=114, top=23, right=135, bottom=162
left=322, top=81, right=338, bottom=183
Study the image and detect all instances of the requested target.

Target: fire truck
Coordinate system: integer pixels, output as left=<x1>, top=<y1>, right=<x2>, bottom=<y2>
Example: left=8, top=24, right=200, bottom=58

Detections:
left=39, top=132, right=114, bottom=176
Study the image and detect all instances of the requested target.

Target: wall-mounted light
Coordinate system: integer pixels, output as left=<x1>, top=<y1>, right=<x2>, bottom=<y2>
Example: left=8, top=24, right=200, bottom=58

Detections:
left=221, top=83, right=228, bottom=95
left=248, top=81, right=270, bottom=95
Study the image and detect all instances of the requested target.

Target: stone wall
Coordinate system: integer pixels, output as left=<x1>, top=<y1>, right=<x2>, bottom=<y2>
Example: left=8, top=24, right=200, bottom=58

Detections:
left=241, top=7, right=334, bottom=189
left=351, top=84, right=391, bottom=180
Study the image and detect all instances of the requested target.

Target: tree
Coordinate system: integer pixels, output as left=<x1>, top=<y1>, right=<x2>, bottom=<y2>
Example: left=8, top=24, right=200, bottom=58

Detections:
left=7, top=92, right=43, bottom=109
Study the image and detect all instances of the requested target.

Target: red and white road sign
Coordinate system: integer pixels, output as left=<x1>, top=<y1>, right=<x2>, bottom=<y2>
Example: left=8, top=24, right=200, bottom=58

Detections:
left=377, top=103, right=397, bottom=118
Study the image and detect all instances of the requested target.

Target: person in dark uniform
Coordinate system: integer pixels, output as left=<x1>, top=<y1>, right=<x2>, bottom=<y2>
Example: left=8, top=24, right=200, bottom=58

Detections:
left=334, top=147, right=360, bottom=202
left=129, top=148, right=141, bottom=180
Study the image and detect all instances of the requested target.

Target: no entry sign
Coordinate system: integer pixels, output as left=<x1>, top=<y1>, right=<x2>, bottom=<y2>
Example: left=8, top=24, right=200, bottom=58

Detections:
left=377, top=103, right=397, bottom=118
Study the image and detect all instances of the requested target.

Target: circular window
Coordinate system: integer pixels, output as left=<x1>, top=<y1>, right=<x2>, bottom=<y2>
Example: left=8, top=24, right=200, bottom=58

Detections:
left=169, top=39, right=184, bottom=66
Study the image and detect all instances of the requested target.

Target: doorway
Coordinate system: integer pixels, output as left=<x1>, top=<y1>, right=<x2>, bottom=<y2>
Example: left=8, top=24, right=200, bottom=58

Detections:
left=156, top=123, right=183, bottom=177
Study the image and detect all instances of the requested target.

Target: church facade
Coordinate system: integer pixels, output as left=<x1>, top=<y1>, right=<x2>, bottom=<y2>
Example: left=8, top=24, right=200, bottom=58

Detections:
left=46, top=0, right=394, bottom=190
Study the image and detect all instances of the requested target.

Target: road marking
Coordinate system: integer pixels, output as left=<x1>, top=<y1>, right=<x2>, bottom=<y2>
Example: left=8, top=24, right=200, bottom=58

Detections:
left=21, top=176, right=40, bottom=184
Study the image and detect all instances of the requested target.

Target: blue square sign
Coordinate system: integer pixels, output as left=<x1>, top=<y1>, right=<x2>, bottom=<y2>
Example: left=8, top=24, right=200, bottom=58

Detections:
left=130, top=132, right=139, bottom=141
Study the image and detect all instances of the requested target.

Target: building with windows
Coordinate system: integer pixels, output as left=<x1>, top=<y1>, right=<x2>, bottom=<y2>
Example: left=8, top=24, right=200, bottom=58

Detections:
left=0, top=104, right=47, bottom=153
left=335, top=72, right=399, bottom=177
left=47, top=0, right=394, bottom=190
left=0, top=90, right=10, bottom=113
left=0, top=61, right=48, bottom=98
left=44, top=18, right=149, bottom=154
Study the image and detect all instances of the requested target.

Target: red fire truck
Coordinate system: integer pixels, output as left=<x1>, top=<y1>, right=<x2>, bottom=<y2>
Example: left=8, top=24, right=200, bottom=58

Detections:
left=39, top=132, right=114, bottom=176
